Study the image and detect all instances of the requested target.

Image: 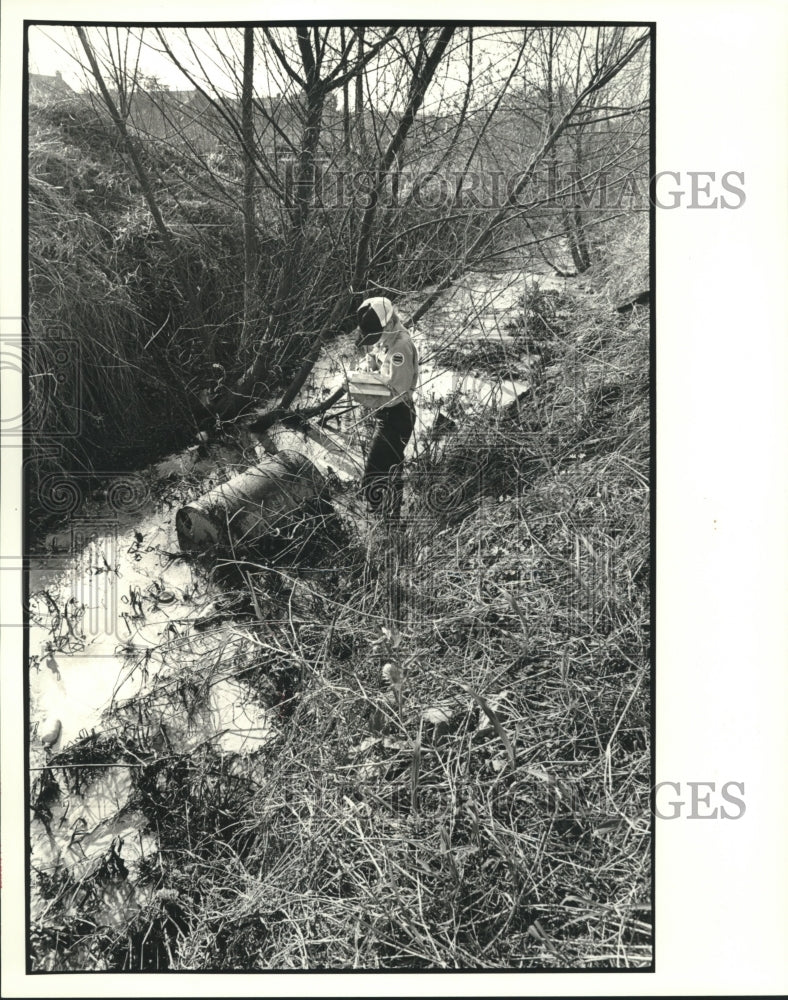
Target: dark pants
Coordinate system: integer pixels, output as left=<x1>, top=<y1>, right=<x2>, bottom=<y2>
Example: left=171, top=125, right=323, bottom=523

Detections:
left=362, top=402, right=415, bottom=517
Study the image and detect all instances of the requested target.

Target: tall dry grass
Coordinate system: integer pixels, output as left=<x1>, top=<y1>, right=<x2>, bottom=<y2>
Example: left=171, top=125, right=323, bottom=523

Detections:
left=30, top=248, right=651, bottom=970
left=28, top=110, right=221, bottom=523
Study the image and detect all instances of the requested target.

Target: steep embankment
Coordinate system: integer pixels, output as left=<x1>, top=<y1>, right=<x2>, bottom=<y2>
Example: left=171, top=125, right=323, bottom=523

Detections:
left=27, top=102, right=249, bottom=521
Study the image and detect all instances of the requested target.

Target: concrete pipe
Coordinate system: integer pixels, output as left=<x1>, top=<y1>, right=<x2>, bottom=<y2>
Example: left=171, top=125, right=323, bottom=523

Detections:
left=176, top=450, right=329, bottom=555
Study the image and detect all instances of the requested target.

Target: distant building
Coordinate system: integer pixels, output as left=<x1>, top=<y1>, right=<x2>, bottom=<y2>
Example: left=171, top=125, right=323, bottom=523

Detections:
left=29, top=69, right=75, bottom=103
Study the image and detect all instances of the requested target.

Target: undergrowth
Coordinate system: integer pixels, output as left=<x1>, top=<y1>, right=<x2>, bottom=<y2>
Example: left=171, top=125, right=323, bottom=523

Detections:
left=30, top=269, right=651, bottom=970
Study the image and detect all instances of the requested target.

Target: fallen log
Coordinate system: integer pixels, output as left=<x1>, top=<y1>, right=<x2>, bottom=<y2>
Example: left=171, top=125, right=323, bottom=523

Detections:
left=241, top=384, right=348, bottom=435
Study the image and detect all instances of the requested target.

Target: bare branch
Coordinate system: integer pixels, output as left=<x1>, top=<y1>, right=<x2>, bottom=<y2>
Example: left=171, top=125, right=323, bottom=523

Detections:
left=262, top=28, right=307, bottom=88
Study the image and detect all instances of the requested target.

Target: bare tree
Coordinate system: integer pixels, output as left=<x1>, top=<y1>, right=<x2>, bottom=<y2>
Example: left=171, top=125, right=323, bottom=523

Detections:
left=57, top=24, right=649, bottom=430
left=75, top=27, right=209, bottom=349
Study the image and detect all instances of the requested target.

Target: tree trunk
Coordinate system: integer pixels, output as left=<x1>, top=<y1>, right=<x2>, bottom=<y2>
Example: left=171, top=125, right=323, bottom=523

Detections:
left=546, top=28, right=557, bottom=202
left=241, top=27, right=258, bottom=338
left=571, top=133, right=592, bottom=271
left=355, top=28, right=367, bottom=156
left=340, top=27, right=351, bottom=154
left=234, top=88, right=326, bottom=402
left=351, top=27, right=455, bottom=297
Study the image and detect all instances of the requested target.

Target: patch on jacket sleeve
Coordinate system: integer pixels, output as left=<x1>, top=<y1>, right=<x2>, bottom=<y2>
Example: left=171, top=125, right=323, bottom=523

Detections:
left=391, top=352, right=405, bottom=366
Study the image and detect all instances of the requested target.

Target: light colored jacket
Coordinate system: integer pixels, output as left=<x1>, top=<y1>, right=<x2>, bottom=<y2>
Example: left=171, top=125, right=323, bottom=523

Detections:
left=362, top=316, right=419, bottom=408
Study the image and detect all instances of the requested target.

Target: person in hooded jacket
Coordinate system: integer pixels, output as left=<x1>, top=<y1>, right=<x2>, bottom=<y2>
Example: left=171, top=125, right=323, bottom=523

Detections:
left=352, top=296, right=419, bottom=519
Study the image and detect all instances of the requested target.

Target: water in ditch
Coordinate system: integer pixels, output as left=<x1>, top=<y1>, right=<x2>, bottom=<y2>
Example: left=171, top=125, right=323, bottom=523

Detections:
left=26, top=263, right=565, bottom=929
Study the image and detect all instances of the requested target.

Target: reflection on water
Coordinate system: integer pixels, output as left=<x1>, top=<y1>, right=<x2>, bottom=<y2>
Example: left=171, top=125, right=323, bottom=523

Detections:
left=28, top=444, right=274, bottom=929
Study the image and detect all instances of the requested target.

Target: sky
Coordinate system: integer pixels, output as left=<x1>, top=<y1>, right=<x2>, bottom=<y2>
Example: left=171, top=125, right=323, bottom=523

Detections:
left=26, top=24, right=570, bottom=106
left=28, top=25, right=237, bottom=93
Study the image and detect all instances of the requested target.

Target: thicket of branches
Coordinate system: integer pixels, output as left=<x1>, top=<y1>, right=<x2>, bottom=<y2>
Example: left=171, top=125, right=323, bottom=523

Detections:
left=29, top=261, right=652, bottom=972
left=28, top=23, right=649, bottom=504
